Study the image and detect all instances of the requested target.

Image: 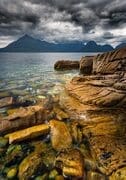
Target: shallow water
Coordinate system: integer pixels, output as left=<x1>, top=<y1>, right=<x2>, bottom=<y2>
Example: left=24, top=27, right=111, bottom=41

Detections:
left=0, top=52, right=98, bottom=98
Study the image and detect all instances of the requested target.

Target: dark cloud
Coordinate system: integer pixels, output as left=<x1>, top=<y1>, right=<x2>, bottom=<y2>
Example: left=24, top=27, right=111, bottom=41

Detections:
left=0, top=0, right=126, bottom=47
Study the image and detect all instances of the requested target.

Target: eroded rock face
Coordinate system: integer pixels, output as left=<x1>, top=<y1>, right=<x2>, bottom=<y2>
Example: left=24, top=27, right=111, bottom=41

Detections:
left=93, top=47, right=126, bottom=74
left=80, top=56, right=93, bottom=75
left=54, top=60, right=79, bottom=70
left=66, top=76, right=126, bottom=108
left=49, top=120, right=72, bottom=151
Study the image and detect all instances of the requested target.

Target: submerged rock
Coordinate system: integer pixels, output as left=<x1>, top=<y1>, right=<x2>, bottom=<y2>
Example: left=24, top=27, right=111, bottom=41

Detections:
left=0, top=97, right=13, bottom=108
left=49, top=120, right=72, bottom=151
left=55, top=175, right=64, bottom=180
left=18, top=152, right=45, bottom=180
left=7, top=167, right=17, bottom=179
left=0, top=91, right=11, bottom=99
left=55, top=149, right=84, bottom=178
left=48, top=169, right=58, bottom=179
left=5, top=144, right=24, bottom=166
left=5, top=124, right=50, bottom=144
left=54, top=60, right=79, bottom=70
left=0, top=137, right=8, bottom=148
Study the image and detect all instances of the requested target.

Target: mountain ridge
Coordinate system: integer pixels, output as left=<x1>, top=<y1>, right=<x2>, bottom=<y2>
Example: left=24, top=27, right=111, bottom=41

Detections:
left=0, top=34, right=123, bottom=52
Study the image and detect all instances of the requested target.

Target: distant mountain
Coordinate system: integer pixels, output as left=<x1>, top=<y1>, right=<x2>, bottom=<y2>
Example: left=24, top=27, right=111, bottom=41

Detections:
left=115, top=43, right=126, bottom=50
left=83, top=41, right=113, bottom=52
left=0, top=35, right=114, bottom=52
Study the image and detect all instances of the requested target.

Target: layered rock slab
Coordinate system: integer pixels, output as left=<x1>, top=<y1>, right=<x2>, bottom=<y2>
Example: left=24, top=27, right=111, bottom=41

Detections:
left=0, top=105, right=48, bottom=135
left=5, top=124, right=50, bottom=144
left=66, top=76, right=126, bottom=107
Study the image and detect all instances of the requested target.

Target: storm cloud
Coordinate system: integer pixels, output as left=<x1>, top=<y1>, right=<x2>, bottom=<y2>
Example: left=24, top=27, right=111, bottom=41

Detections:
left=0, top=0, right=126, bottom=47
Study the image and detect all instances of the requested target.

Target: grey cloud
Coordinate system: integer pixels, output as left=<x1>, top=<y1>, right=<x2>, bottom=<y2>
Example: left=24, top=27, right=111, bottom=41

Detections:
left=0, top=0, right=126, bottom=47
left=103, top=32, right=114, bottom=39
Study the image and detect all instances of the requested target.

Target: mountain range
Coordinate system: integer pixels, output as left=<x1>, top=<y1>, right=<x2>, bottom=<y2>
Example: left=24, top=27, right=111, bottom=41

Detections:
left=0, top=35, right=125, bottom=52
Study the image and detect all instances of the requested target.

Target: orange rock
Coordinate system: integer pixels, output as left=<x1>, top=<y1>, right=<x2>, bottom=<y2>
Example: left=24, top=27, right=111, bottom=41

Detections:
left=49, top=120, right=72, bottom=151
left=5, top=124, right=50, bottom=144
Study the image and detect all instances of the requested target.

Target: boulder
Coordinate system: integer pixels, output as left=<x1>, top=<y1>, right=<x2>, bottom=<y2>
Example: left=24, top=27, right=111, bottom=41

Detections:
left=5, top=124, right=50, bottom=144
left=80, top=56, right=93, bottom=74
left=49, top=120, right=72, bottom=151
left=54, top=60, right=79, bottom=70
left=0, top=105, right=48, bottom=135
left=0, top=97, right=13, bottom=108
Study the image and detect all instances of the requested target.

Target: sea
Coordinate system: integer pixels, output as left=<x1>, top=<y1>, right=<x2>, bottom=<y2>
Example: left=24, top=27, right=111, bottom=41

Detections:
left=0, top=52, right=98, bottom=112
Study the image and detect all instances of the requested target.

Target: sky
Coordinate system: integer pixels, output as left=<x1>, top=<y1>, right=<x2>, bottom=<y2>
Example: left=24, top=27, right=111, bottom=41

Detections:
left=0, top=0, right=126, bottom=48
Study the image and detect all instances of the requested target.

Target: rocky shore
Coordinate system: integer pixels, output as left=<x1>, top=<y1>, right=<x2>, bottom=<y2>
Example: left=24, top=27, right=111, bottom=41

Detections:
left=0, top=47, right=126, bottom=179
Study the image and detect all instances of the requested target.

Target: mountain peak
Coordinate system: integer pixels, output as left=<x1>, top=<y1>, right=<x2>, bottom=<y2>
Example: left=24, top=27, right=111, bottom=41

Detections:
left=19, top=34, right=34, bottom=40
